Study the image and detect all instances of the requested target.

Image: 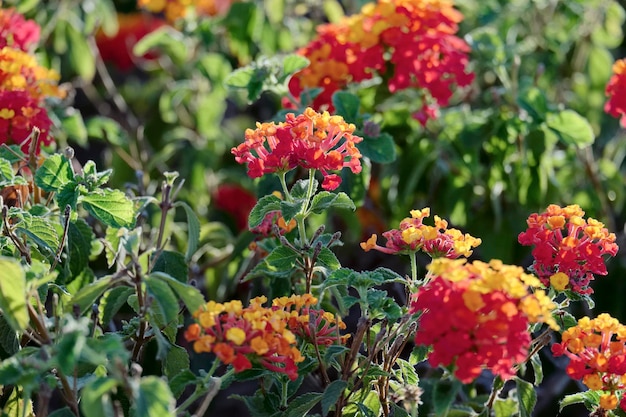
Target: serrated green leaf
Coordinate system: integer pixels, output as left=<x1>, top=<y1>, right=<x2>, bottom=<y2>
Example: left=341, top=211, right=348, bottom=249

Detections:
left=559, top=391, right=600, bottom=411
left=81, top=377, right=117, bottom=417
left=285, top=392, right=323, bottom=417
left=322, top=380, right=347, bottom=416
left=396, top=359, right=419, bottom=385
left=245, top=246, right=298, bottom=281
left=34, top=154, right=74, bottom=192
left=0, top=258, right=27, bottom=332
left=316, top=247, right=341, bottom=271
left=151, top=271, right=204, bottom=313
left=133, top=376, right=176, bottom=417
left=67, top=219, right=95, bottom=277
left=55, top=328, right=86, bottom=374
left=169, top=369, right=199, bottom=398
left=494, top=398, right=518, bottom=417
left=332, top=91, right=360, bottom=121
left=280, top=199, right=304, bottom=223
left=164, top=345, right=190, bottom=378
left=546, top=110, right=594, bottom=148
left=310, top=191, right=356, bottom=214
left=69, top=276, right=113, bottom=315
left=0, top=313, right=19, bottom=358
left=515, top=377, right=537, bottom=417
left=433, top=379, right=462, bottom=417
left=322, top=268, right=356, bottom=290
left=248, top=194, right=282, bottom=228
left=145, top=275, right=179, bottom=328
left=358, top=133, right=397, bottom=164
left=0, top=158, right=13, bottom=181
left=174, top=201, right=200, bottom=261
left=104, top=227, right=123, bottom=268
left=86, top=116, right=129, bottom=146
left=16, top=216, right=59, bottom=256
left=99, top=286, right=133, bottom=326
left=530, top=353, right=543, bottom=385
left=80, top=189, right=136, bottom=228
left=290, top=178, right=318, bottom=199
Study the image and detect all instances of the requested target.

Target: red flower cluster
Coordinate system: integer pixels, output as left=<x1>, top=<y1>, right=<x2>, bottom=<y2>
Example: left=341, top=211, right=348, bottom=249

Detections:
left=0, top=8, right=40, bottom=51
left=184, top=294, right=347, bottom=380
left=552, top=314, right=626, bottom=411
left=360, top=207, right=481, bottom=258
left=232, top=108, right=363, bottom=191
left=410, top=258, right=557, bottom=383
left=212, top=184, right=257, bottom=231
left=289, top=0, right=473, bottom=124
left=605, top=58, right=626, bottom=127
left=95, top=13, right=166, bottom=72
left=518, top=204, right=618, bottom=295
left=0, top=9, right=63, bottom=154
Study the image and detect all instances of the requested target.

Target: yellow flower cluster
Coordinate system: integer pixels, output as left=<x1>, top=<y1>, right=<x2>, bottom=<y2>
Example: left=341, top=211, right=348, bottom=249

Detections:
left=0, top=47, right=65, bottom=101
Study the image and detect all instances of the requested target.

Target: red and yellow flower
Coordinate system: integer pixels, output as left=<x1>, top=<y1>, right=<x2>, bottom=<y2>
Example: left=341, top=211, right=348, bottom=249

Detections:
left=410, top=258, right=558, bottom=383
left=232, top=108, right=363, bottom=191
left=552, top=313, right=626, bottom=411
left=605, top=58, right=626, bottom=127
left=361, top=208, right=481, bottom=258
left=518, top=204, right=618, bottom=294
left=0, top=8, right=40, bottom=52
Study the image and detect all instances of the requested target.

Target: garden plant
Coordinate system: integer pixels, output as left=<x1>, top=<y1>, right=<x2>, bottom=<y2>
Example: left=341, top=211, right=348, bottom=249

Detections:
left=2, top=0, right=626, bottom=416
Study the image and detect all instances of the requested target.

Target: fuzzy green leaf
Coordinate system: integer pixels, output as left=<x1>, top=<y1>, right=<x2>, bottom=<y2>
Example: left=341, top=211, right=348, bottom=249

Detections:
left=98, top=286, right=133, bottom=326
left=248, top=194, right=281, bottom=228
left=81, top=377, right=117, bottom=417
left=280, top=199, right=304, bottom=223
left=67, top=219, right=95, bottom=277
left=80, top=189, right=136, bottom=228
left=322, top=380, right=347, bottom=416
left=433, top=379, right=462, bottom=417
left=332, top=91, right=360, bottom=121
left=494, top=398, right=518, bottom=417
left=0, top=258, right=27, bottom=332
left=164, top=345, right=190, bottom=378
left=145, top=275, right=179, bottom=328
left=515, top=377, right=537, bottom=417
left=285, top=392, right=323, bottom=417
left=310, top=191, right=356, bottom=214
left=16, top=216, right=59, bottom=257
left=34, top=154, right=74, bottom=192
left=69, top=276, right=113, bottom=315
left=152, top=251, right=188, bottom=283
left=65, top=24, right=96, bottom=81
left=282, top=54, right=309, bottom=77
left=133, top=376, right=176, bottom=417
left=546, top=110, right=594, bottom=148
left=174, top=201, right=200, bottom=261
left=358, top=133, right=397, bottom=164
left=151, top=271, right=204, bottom=313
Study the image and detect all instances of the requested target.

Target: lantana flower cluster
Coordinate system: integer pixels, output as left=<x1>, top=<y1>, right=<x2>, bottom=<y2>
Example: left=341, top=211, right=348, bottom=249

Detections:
left=0, top=8, right=64, bottom=153
left=518, top=204, right=618, bottom=295
left=410, top=258, right=558, bottom=383
left=552, top=314, right=626, bottom=411
left=605, top=58, right=626, bottom=127
left=231, top=107, right=363, bottom=191
left=184, top=294, right=346, bottom=381
left=289, top=0, right=474, bottom=124
left=360, top=207, right=481, bottom=258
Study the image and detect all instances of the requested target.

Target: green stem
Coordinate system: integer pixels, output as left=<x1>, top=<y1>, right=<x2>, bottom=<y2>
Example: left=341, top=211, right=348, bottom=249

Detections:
left=281, top=375, right=289, bottom=409
left=176, top=360, right=224, bottom=414
left=279, top=172, right=292, bottom=202
left=409, top=251, right=417, bottom=286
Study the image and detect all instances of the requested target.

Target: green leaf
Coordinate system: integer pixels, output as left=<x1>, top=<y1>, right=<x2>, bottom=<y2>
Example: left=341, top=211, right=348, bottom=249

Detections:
left=48, top=407, right=77, bottom=417
left=396, top=359, right=419, bottom=385
left=515, top=377, right=537, bottom=417
left=246, top=246, right=298, bottom=280
left=16, top=216, right=59, bottom=256
left=55, top=328, right=86, bottom=374
left=67, top=219, right=94, bottom=277
left=61, top=108, right=88, bottom=146
left=169, top=369, right=199, bottom=398
left=282, top=54, right=309, bottom=77
left=316, top=247, right=341, bottom=271
left=322, top=380, right=347, bottom=416
left=432, top=379, right=462, bottom=417
left=104, top=227, right=123, bottom=268
left=285, top=392, right=323, bottom=417
left=152, top=251, right=188, bottom=283
left=332, top=91, right=360, bottom=121
left=530, top=353, right=543, bottom=385
left=174, top=201, right=200, bottom=261
left=69, top=276, right=113, bottom=316
left=65, top=24, right=96, bottom=81
left=310, top=191, right=356, bottom=214
left=290, top=178, right=318, bottom=199
left=0, top=158, right=14, bottom=181
left=133, top=376, right=176, bottom=417
left=145, top=275, right=179, bottom=328
left=151, top=271, right=204, bottom=313
left=559, top=391, right=600, bottom=411
left=494, top=398, right=518, bottom=417
left=248, top=194, right=282, bottom=228
left=80, top=189, right=136, bottom=228
left=0, top=313, right=19, bottom=358
left=34, top=154, right=74, bottom=192
left=357, top=133, right=397, bottom=164
left=225, top=67, right=255, bottom=88
left=86, top=116, right=129, bottom=146
left=133, top=26, right=188, bottom=65
left=99, top=286, right=133, bottom=326
left=164, top=345, right=190, bottom=378
left=280, top=199, right=304, bottom=223
left=0, top=258, right=27, bottom=332
left=517, top=87, right=548, bottom=122
left=81, top=377, right=117, bottom=417
left=545, top=110, right=594, bottom=148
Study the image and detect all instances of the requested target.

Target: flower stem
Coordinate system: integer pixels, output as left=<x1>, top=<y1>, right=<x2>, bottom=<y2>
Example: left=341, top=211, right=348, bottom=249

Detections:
left=279, top=171, right=291, bottom=202
left=176, top=359, right=224, bottom=414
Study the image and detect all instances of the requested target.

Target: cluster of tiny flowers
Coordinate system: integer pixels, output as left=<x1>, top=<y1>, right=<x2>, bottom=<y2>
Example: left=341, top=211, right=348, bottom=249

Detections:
left=184, top=294, right=347, bottom=381
left=409, top=258, right=558, bottom=383
left=360, top=208, right=481, bottom=258
left=552, top=314, right=626, bottom=411
left=138, top=0, right=235, bottom=22
left=289, top=0, right=473, bottom=124
left=605, top=58, right=626, bottom=127
left=0, top=9, right=64, bottom=153
left=232, top=108, right=363, bottom=191
left=518, top=204, right=618, bottom=295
